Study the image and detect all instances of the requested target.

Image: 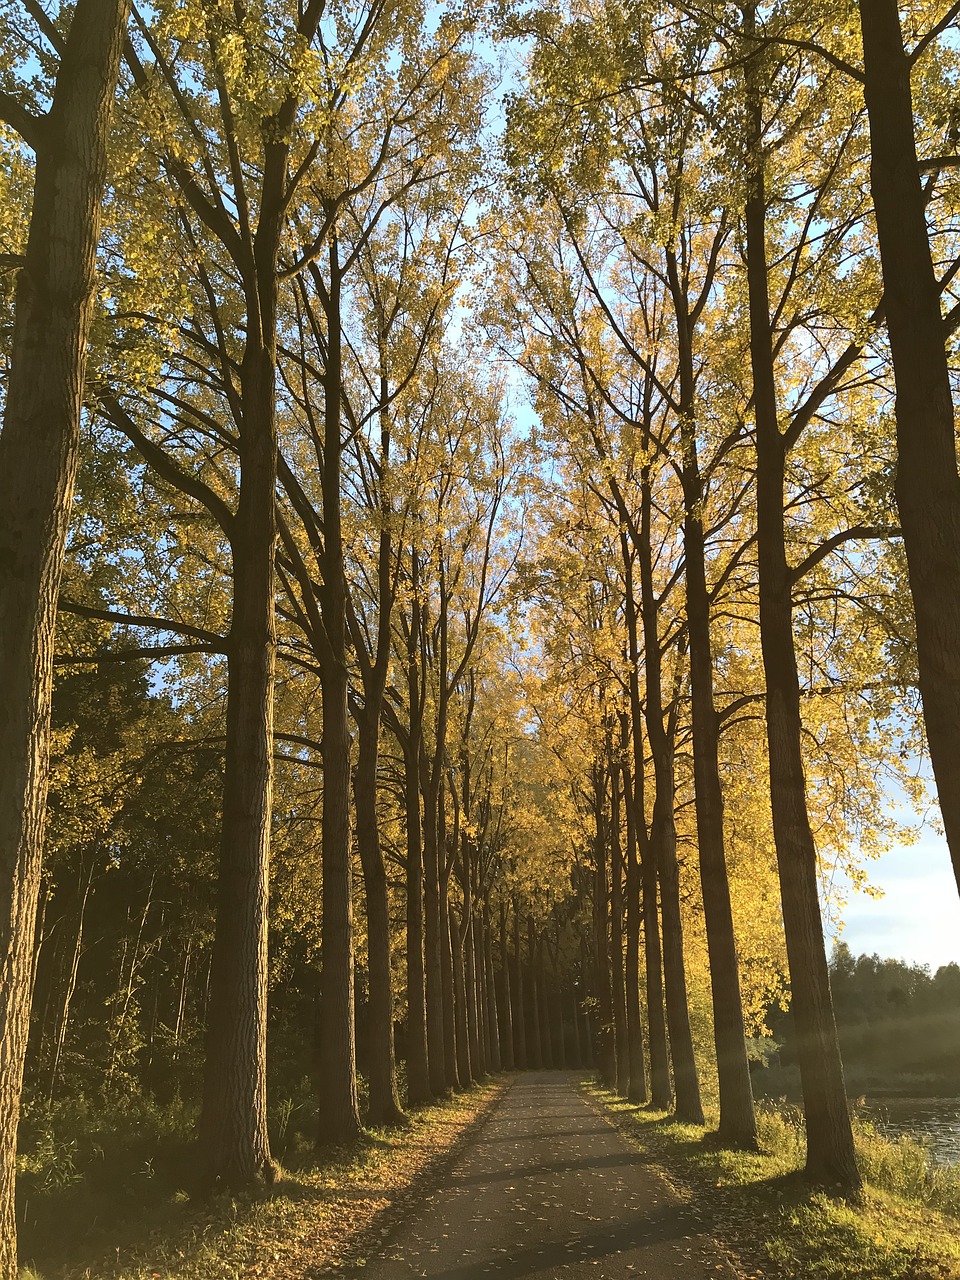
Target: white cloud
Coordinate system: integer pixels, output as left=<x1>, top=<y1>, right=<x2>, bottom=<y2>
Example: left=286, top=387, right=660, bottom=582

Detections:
left=828, top=833, right=960, bottom=971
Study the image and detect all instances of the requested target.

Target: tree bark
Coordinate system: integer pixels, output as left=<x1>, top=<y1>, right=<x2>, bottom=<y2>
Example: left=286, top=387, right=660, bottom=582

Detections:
left=858, top=0, right=960, bottom=900
left=622, top=547, right=671, bottom=1108
left=570, top=982, right=583, bottom=1068
left=316, top=237, right=361, bottom=1143
left=638, top=476, right=703, bottom=1125
left=201, top=441, right=280, bottom=1177
left=536, top=943, right=552, bottom=1068
left=667, top=249, right=758, bottom=1148
left=512, top=904, right=527, bottom=1069
left=354, top=714, right=403, bottom=1124
left=200, top=36, right=336, bottom=1178
left=347, top=369, right=403, bottom=1126
left=422, top=755, right=447, bottom=1095
left=744, top=65, right=860, bottom=1190
left=484, top=915, right=501, bottom=1073
left=526, top=915, right=543, bottom=1069
left=465, top=905, right=481, bottom=1077
left=477, top=917, right=492, bottom=1075
left=547, top=942, right=565, bottom=1068
left=0, top=2, right=128, bottom=1266
left=452, top=902, right=472, bottom=1084
left=620, top=746, right=647, bottom=1104
left=497, top=901, right=515, bottom=1070
left=439, top=862, right=460, bottom=1091
left=403, top=585, right=431, bottom=1105
left=592, top=778, right=616, bottom=1088
left=609, top=765, right=630, bottom=1096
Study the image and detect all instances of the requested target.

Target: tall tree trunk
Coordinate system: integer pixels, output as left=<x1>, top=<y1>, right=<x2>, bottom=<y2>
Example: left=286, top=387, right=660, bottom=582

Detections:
left=498, top=901, right=515, bottom=1070
left=354, top=713, right=402, bottom=1124
left=526, top=915, right=543, bottom=1069
left=655, top=808, right=704, bottom=1124
left=452, top=903, right=472, bottom=1084
left=403, top=589, right=430, bottom=1106
left=422, top=769, right=446, bottom=1095
left=570, top=983, right=583, bottom=1068
left=440, top=864, right=460, bottom=1091
left=580, top=937, right=596, bottom=1066
left=347, top=372, right=402, bottom=1126
left=744, top=61, right=860, bottom=1191
left=548, top=943, right=565, bottom=1069
left=592, top=781, right=616, bottom=1087
left=484, top=916, right=502, bottom=1073
left=202, top=462, right=279, bottom=1178
left=0, top=1, right=128, bottom=1265
left=623, top=547, right=671, bottom=1108
left=621, top=746, right=647, bottom=1104
left=465, top=906, right=481, bottom=1076
left=201, top=62, right=324, bottom=1177
left=512, top=904, right=527, bottom=1069
left=609, top=767, right=629, bottom=1096
left=536, top=944, right=552, bottom=1068
left=858, top=0, right=960, bottom=899
left=477, top=919, right=491, bottom=1075
left=667, top=251, right=758, bottom=1149
left=637, top=478, right=703, bottom=1124
left=316, top=238, right=361, bottom=1143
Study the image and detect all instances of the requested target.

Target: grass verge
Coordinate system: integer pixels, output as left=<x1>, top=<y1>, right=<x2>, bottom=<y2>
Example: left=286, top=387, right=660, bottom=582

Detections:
left=584, top=1083, right=960, bottom=1280
left=21, top=1080, right=504, bottom=1280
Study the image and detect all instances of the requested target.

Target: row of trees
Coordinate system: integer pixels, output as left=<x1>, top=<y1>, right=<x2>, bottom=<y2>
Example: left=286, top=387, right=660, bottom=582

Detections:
left=3, top=0, right=960, bottom=1271
left=492, top=0, right=960, bottom=1191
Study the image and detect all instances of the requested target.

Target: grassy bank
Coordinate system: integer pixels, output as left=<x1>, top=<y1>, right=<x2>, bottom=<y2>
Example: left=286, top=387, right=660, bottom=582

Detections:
left=586, top=1084, right=960, bottom=1280
left=18, top=1081, right=503, bottom=1280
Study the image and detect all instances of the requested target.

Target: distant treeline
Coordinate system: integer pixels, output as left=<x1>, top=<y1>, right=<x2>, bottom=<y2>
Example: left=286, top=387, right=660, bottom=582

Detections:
left=766, top=944, right=960, bottom=1095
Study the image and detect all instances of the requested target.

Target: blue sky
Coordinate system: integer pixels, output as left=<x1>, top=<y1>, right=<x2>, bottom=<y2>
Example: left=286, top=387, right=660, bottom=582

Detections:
left=830, top=827, right=960, bottom=972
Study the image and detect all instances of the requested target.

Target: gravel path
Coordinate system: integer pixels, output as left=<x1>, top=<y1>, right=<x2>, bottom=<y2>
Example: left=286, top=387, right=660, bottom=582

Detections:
left=354, top=1071, right=736, bottom=1279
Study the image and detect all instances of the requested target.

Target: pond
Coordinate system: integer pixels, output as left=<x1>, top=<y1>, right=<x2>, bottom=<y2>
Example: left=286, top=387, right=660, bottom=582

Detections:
left=860, top=1097, right=960, bottom=1165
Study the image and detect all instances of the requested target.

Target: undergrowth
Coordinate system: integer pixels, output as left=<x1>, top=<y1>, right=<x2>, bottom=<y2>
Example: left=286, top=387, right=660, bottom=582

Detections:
left=587, top=1083, right=960, bottom=1280
left=17, top=1080, right=501, bottom=1280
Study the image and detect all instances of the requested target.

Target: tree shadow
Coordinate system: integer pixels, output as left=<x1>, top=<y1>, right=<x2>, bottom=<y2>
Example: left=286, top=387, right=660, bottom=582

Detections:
left=478, top=1126, right=612, bottom=1144
left=349, top=1197, right=711, bottom=1279
left=451, top=1147, right=655, bottom=1189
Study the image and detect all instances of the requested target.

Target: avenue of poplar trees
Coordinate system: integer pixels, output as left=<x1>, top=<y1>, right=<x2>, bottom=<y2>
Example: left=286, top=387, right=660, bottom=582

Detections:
left=1, top=0, right=960, bottom=1272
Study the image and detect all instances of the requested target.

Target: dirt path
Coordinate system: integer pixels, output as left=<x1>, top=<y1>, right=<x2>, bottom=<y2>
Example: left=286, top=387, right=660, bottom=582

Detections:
left=351, top=1071, right=736, bottom=1279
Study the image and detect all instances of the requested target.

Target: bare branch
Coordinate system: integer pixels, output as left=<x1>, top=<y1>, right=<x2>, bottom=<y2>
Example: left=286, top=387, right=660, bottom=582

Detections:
left=910, top=0, right=960, bottom=64
left=0, top=89, right=46, bottom=150
left=790, top=525, right=901, bottom=585
left=54, top=644, right=220, bottom=665
left=59, top=598, right=226, bottom=648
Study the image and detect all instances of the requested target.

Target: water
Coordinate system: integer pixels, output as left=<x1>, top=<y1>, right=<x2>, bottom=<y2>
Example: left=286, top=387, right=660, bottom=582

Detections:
left=860, top=1097, right=960, bottom=1165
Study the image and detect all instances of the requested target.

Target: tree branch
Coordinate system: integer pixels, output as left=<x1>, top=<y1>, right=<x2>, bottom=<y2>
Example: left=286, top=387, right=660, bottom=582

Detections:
left=54, top=644, right=220, bottom=665
left=0, top=89, right=46, bottom=150
left=95, top=388, right=236, bottom=540
left=910, top=0, right=960, bottom=64
left=790, top=525, right=901, bottom=585
left=742, top=30, right=863, bottom=83
left=59, top=598, right=227, bottom=647
left=918, top=155, right=960, bottom=171
left=22, top=0, right=67, bottom=55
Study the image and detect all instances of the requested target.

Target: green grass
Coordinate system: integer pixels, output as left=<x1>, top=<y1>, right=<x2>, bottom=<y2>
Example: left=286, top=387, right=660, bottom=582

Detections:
left=586, top=1084, right=960, bottom=1280
left=17, top=1081, right=502, bottom=1280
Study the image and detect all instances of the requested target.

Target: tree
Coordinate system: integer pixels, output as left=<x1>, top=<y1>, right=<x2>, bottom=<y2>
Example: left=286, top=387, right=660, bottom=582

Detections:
left=0, top=0, right=129, bottom=1269
left=857, top=0, right=960, bottom=899
left=740, top=3, right=861, bottom=1189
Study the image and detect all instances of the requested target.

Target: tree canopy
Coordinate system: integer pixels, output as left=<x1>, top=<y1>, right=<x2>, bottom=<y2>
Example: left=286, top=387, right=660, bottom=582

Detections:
left=2, top=0, right=960, bottom=1270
